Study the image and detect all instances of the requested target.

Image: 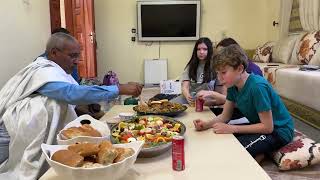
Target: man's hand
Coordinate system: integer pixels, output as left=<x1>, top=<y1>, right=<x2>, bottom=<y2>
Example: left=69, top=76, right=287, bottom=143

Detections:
left=118, top=83, right=143, bottom=97
left=212, top=122, right=236, bottom=134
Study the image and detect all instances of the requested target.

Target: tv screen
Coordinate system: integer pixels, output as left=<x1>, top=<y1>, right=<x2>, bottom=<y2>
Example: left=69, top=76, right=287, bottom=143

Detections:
left=137, top=1, right=200, bottom=41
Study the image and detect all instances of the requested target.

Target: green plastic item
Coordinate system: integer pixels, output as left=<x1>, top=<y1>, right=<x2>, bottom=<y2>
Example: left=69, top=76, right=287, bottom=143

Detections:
left=124, top=97, right=138, bottom=105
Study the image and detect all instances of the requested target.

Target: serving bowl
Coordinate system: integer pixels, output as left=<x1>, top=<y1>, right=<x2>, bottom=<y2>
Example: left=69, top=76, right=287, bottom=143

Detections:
left=41, top=140, right=144, bottom=180
left=57, top=115, right=110, bottom=145
left=110, top=115, right=186, bottom=158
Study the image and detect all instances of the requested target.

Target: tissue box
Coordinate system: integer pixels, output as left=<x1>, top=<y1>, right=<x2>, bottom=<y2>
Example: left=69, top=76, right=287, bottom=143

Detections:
left=160, top=80, right=181, bottom=94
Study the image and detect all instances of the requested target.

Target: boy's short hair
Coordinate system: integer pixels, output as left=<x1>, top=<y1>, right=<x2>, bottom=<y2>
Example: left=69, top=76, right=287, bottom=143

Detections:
left=213, top=44, right=248, bottom=72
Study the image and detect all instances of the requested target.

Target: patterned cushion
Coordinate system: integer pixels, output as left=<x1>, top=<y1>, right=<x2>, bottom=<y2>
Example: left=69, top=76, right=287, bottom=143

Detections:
left=272, top=130, right=320, bottom=171
left=296, top=31, right=320, bottom=64
left=253, top=42, right=275, bottom=63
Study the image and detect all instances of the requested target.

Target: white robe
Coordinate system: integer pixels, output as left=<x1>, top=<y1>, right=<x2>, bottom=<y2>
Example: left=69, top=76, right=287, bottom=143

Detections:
left=0, top=57, right=78, bottom=180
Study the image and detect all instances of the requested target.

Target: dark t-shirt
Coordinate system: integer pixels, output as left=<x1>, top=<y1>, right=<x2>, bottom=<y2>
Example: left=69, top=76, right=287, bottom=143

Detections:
left=247, top=60, right=263, bottom=76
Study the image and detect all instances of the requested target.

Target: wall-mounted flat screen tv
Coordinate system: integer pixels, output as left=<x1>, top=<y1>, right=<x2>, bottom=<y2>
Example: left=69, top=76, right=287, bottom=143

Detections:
left=137, top=1, right=200, bottom=41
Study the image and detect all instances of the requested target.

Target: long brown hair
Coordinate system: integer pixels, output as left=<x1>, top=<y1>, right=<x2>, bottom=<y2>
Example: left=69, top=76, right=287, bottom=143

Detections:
left=185, top=37, right=215, bottom=83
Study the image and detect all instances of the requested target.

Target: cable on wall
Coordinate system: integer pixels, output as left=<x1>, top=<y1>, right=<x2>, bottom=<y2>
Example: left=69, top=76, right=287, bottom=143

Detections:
left=158, top=41, right=161, bottom=59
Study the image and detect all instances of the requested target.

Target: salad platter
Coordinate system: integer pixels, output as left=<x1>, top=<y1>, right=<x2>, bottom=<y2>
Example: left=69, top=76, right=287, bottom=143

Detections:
left=110, top=115, right=186, bottom=157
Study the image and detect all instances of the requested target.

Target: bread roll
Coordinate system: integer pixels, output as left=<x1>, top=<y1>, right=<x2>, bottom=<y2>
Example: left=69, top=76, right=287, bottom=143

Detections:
left=99, top=140, right=113, bottom=150
left=61, top=124, right=102, bottom=139
left=51, top=149, right=84, bottom=167
left=68, top=142, right=100, bottom=157
left=97, top=148, right=118, bottom=165
left=81, top=124, right=102, bottom=137
left=114, top=147, right=135, bottom=163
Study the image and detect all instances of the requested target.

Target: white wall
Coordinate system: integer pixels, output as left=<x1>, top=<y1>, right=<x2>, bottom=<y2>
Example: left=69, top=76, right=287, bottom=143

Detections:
left=95, top=0, right=280, bottom=83
left=0, top=0, right=51, bottom=87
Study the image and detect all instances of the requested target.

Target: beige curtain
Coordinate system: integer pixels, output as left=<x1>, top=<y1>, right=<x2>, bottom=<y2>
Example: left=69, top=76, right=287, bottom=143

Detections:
left=299, top=0, right=320, bottom=31
left=279, top=0, right=293, bottom=38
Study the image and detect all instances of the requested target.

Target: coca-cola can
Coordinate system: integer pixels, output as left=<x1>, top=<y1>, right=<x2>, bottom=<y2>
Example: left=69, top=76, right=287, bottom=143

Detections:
left=195, top=98, right=204, bottom=112
left=172, top=135, right=185, bottom=171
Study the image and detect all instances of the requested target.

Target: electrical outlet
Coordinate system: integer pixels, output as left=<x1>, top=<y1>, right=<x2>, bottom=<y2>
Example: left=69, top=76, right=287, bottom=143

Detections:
left=131, top=28, right=136, bottom=33
left=131, top=37, right=136, bottom=42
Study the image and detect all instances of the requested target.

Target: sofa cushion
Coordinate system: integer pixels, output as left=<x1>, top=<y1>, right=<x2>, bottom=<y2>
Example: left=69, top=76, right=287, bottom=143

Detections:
left=295, top=31, right=320, bottom=64
left=309, top=47, right=320, bottom=66
left=253, top=42, right=275, bottom=63
left=272, top=130, right=320, bottom=171
left=272, top=35, right=300, bottom=64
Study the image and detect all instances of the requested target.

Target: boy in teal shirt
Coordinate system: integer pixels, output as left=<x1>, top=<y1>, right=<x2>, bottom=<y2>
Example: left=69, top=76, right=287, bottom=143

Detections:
left=193, top=44, right=294, bottom=162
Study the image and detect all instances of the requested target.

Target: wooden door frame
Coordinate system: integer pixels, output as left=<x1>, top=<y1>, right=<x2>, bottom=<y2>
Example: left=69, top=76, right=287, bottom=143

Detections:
left=64, top=0, right=97, bottom=78
left=49, top=0, right=61, bottom=33
left=64, top=0, right=74, bottom=35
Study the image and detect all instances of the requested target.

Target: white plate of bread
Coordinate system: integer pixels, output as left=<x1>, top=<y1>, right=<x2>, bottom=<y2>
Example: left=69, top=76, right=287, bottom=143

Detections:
left=57, top=114, right=110, bottom=145
left=41, top=140, right=144, bottom=180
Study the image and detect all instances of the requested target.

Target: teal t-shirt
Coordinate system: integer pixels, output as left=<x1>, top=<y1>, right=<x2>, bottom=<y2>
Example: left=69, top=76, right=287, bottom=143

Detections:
left=226, top=74, right=294, bottom=143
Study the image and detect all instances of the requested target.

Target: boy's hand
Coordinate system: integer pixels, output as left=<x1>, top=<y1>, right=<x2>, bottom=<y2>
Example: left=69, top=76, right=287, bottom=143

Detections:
left=212, top=122, right=235, bottom=134
left=193, top=119, right=211, bottom=131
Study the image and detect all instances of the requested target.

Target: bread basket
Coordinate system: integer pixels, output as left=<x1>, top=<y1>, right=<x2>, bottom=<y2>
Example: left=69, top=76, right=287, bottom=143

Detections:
left=41, top=140, right=144, bottom=180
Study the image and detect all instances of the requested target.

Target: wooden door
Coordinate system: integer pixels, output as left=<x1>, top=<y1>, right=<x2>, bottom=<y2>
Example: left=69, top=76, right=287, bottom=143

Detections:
left=49, top=0, right=61, bottom=33
left=64, top=0, right=97, bottom=78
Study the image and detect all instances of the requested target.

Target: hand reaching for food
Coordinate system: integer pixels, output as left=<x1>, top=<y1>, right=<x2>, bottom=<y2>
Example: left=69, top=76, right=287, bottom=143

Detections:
left=118, top=83, right=143, bottom=97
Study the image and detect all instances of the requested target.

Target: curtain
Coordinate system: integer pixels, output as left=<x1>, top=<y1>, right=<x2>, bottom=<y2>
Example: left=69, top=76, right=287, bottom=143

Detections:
left=299, top=0, right=320, bottom=31
left=279, top=0, right=293, bottom=39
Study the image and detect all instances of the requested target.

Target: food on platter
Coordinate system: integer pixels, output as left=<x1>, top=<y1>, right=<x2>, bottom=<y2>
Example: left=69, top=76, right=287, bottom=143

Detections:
left=111, top=116, right=185, bottom=149
left=51, top=140, right=135, bottom=168
left=60, top=124, right=102, bottom=140
left=133, top=100, right=187, bottom=116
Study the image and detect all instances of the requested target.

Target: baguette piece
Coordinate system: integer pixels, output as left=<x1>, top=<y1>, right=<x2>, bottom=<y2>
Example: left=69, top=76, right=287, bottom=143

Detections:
left=114, top=147, right=135, bottom=163
left=51, top=149, right=84, bottom=167
left=61, top=124, right=102, bottom=140
left=68, top=142, right=100, bottom=157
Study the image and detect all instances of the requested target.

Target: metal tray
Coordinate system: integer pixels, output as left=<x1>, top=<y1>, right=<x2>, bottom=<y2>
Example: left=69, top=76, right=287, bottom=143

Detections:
left=133, top=105, right=188, bottom=117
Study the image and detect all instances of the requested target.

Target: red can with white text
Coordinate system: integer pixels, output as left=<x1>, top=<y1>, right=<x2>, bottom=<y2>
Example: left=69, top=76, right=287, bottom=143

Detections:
left=195, top=98, right=204, bottom=112
left=172, top=135, right=185, bottom=171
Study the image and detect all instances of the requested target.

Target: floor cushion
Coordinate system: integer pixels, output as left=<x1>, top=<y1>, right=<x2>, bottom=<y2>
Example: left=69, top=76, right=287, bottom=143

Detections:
left=272, top=130, right=320, bottom=170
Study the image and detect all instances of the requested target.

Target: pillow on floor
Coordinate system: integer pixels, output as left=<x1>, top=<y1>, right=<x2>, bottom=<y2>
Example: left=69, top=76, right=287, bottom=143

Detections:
left=272, top=130, right=320, bottom=170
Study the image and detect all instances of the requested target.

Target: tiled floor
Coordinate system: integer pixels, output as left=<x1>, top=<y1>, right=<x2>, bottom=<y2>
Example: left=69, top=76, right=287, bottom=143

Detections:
left=293, top=118, right=320, bottom=142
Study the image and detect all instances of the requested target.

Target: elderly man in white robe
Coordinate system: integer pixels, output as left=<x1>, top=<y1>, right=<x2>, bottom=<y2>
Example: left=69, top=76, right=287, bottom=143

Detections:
left=0, top=32, right=142, bottom=180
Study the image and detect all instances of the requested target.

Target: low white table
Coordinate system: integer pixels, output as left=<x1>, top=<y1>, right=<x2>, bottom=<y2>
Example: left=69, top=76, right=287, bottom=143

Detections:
left=40, top=105, right=271, bottom=180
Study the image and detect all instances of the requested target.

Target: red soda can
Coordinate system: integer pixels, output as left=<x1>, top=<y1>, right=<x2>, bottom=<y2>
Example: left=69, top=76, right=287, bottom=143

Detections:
left=195, top=98, right=204, bottom=112
left=172, top=135, right=185, bottom=171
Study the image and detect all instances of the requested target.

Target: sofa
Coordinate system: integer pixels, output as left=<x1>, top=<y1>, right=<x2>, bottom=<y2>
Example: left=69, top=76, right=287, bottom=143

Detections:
left=249, top=31, right=320, bottom=130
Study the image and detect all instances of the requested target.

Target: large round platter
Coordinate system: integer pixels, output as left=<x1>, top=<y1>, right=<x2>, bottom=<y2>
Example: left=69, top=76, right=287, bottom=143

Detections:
left=110, top=115, right=186, bottom=158
left=133, top=102, right=187, bottom=117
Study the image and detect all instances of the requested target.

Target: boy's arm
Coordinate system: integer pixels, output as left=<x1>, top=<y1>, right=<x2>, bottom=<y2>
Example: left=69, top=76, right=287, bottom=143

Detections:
left=231, top=110, right=274, bottom=134
left=203, top=100, right=235, bottom=128
left=214, top=100, right=235, bottom=123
